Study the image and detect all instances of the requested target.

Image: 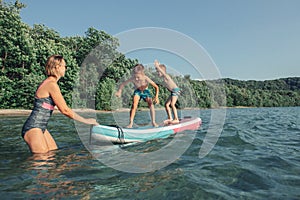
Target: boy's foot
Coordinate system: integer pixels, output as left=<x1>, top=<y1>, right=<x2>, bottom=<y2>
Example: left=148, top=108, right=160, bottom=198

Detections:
left=152, top=122, right=159, bottom=127
left=163, top=119, right=172, bottom=125
left=126, top=123, right=133, bottom=128
left=169, top=119, right=180, bottom=125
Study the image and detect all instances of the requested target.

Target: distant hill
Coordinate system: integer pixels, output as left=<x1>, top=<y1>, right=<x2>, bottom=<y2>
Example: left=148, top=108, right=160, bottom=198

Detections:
left=207, top=77, right=300, bottom=107
left=222, top=77, right=300, bottom=91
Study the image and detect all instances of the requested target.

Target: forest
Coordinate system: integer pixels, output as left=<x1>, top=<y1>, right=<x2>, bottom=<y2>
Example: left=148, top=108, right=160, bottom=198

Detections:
left=1, top=1, right=299, bottom=111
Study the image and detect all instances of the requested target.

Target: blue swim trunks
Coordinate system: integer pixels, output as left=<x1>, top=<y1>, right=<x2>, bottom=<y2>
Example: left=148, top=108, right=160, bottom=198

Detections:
left=170, top=88, right=181, bottom=96
left=133, top=88, right=152, bottom=101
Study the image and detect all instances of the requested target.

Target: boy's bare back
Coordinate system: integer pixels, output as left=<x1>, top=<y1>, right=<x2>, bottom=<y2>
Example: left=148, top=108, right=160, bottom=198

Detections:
left=154, top=60, right=178, bottom=91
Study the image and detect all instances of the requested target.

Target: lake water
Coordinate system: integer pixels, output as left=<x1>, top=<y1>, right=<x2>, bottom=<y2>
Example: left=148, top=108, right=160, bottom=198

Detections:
left=0, top=107, right=299, bottom=199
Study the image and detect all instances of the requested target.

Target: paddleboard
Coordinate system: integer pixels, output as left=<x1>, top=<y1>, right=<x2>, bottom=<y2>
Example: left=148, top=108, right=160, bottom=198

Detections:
left=90, top=117, right=202, bottom=144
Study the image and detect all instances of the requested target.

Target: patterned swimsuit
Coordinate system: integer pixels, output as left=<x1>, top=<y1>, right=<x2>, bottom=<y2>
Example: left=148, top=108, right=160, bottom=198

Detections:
left=21, top=96, right=55, bottom=138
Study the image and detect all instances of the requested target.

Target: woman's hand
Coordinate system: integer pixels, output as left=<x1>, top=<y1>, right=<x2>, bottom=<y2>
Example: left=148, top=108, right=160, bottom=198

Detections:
left=86, top=118, right=99, bottom=126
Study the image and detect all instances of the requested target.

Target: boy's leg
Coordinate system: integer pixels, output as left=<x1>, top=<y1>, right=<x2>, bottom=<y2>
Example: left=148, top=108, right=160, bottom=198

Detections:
left=128, top=95, right=140, bottom=128
left=164, top=96, right=173, bottom=124
left=146, top=98, right=158, bottom=127
left=170, top=96, right=179, bottom=124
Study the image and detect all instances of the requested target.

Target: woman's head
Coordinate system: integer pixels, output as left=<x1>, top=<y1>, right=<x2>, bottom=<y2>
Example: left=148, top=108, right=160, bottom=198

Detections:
left=45, top=55, right=67, bottom=77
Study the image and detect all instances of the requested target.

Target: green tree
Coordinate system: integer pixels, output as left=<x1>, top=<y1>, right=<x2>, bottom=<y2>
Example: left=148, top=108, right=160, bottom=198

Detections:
left=0, top=1, right=80, bottom=108
left=0, top=1, right=34, bottom=79
left=70, top=27, right=120, bottom=109
left=95, top=77, right=121, bottom=110
left=0, top=75, right=13, bottom=108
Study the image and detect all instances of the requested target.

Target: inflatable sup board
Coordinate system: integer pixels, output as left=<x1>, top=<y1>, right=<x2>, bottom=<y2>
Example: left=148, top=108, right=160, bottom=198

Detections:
left=90, top=117, right=201, bottom=144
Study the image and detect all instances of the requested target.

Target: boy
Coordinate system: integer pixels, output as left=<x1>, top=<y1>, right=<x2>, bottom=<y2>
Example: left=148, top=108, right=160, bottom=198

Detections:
left=115, top=64, right=159, bottom=128
left=154, top=60, right=181, bottom=125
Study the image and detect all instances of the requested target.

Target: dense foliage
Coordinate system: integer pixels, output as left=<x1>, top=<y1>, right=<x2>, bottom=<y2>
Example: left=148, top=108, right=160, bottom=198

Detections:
left=222, top=78, right=300, bottom=107
left=1, top=1, right=299, bottom=111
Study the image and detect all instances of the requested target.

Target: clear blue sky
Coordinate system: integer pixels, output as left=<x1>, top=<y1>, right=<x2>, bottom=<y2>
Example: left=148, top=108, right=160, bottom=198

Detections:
left=8, top=0, right=300, bottom=80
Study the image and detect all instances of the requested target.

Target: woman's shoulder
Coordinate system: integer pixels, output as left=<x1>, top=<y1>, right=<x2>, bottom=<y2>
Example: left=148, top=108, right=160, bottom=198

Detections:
left=43, top=80, right=59, bottom=91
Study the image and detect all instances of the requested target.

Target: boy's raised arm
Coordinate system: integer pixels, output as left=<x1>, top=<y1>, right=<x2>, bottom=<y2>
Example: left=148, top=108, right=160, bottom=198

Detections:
left=154, top=60, right=166, bottom=75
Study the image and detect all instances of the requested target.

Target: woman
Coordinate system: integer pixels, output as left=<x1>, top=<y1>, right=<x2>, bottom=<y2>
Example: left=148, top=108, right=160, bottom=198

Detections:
left=22, top=55, right=98, bottom=154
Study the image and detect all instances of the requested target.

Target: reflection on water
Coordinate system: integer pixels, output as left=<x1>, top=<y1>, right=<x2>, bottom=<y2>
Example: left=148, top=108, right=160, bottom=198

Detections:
left=27, top=151, right=56, bottom=170
left=25, top=151, right=59, bottom=196
left=23, top=149, right=94, bottom=199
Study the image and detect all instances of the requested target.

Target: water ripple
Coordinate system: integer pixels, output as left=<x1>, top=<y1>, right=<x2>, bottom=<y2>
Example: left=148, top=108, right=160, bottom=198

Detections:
left=1, top=107, right=300, bottom=199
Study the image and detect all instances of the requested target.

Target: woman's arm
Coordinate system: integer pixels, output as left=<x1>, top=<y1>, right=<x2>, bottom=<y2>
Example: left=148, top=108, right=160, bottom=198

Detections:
left=49, top=82, right=98, bottom=125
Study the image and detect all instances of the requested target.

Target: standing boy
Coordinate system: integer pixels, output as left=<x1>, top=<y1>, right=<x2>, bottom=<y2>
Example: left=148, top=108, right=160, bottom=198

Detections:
left=154, top=60, right=181, bottom=125
left=115, top=64, right=159, bottom=128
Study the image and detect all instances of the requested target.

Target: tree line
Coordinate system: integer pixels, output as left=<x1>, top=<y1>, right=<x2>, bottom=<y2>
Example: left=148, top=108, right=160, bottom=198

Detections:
left=1, top=1, right=299, bottom=111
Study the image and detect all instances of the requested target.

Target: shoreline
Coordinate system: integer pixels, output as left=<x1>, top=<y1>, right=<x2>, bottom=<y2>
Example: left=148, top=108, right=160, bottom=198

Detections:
left=0, top=106, right=256, bottom=116
left=0, top=108, right=127, bottom=116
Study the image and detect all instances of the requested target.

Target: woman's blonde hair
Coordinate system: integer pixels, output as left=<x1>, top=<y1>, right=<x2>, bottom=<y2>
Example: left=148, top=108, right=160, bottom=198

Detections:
left=45, top=55, right=64, bottom=77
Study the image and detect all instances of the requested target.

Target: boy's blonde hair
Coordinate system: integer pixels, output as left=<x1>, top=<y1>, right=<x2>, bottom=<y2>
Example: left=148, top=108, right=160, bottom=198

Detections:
left=133, top=64, right=145, bottom=74
left=159, top=64, right=166, bottom=73
left=45, top=55, right=64, bottom=77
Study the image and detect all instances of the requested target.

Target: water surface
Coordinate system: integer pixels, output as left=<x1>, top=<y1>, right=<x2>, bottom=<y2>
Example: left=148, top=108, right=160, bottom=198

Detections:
left=0, top=107, right=299, bottom=199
